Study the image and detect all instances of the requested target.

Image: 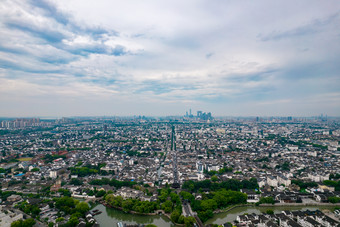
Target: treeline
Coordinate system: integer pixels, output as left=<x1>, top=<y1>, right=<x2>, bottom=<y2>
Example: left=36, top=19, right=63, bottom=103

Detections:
left=105, top=190, right=195, bottom=226
left=180, top=189, right=247, bottom=222
left=330, top=173, right=340, bottom=180
left=291, top=180, right=318, bottom=190
left=182, top=178, right=258, bottom=192
left=69, top=167, right=98, bottom=177
left=69, top=163, right=106, bottom=177
left=89, top=178, right=136, bottom=188
left=205, top=166, right=233, bottom=176
left=323, top=180, right=340, bottom=191
left=291, top=179, right=340, bottom=191
left=105, top=194, right=158, bottom=213
left=53, top=196, right=90, bottom=227
left=11, top=218, right=35, bottom=227
left=16, top=202, right=41, bottom=218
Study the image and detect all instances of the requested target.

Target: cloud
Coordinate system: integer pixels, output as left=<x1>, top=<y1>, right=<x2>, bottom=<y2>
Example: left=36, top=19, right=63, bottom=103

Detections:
left=259, top=12, right=340, bottom=42
left=0, top=0, right=340, bottom=116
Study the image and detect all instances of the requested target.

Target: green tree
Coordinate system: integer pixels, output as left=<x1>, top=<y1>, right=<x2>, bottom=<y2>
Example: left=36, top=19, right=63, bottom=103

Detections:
left=211, top=175, right=219, bottom=182
left=11, top=218, right=36, bottom=227
left=180, top=191, right=195, bottom=203
left=200, top=199, right=217, bottom=211
left=70, top=178, right=83, bottom=185
left=328, top=197, right=340, bottom=203
left=170, top=210, right=181, bottom=223
left=266, top=209, right=274, bottom=214
left=95, top=190, right=106, bottom=198
left=259, top=196, right=275, bottom=204
left=76, top=201, right=90, bottom=214
left=67, top=216, right=79, bottom=227
left=56, top=217, right=65, bottom=223
left=161, top=200, right=173, bottom=213
left=184, top=216, right=195, bottom=227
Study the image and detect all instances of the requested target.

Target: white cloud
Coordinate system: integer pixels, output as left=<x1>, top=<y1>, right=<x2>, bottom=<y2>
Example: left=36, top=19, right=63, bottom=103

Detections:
left=0, top=0, right=339, bottom=116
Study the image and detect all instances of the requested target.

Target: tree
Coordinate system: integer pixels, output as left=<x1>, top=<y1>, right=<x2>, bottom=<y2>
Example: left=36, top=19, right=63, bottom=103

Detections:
left=122, top=199, right=134, bottom=212
left=200, top=199, right=217, bottom=211
left=259, top=197, right=275, bottom=204
left=328, top=197, right=340, bottom=203
left=161, top=200, right=173, bottom=213
left=266, top=209, right=274, bottom=214
left=56, top=217, right=65, bottom=223
left=31, top=168, right=40, bottom=172
left=170, top=192, right=180, bottom=203
left=180, top=191, right=194, bottom=203
left=70, top=178, right=83, bottom=185
left=96, top=190, right=106, bottom=197
left=184, top=216, right=195, bottom=227
left=67, top=215, right=79, bottom=227
left=76, top=201, right=90, bottom=214
left=58, top=188, right=71, bottom=197
left=211, top=175, right=219, bottom=182
left=11, top=218, right=36, bottom=227
left=170, top=210, right=181, bottom=223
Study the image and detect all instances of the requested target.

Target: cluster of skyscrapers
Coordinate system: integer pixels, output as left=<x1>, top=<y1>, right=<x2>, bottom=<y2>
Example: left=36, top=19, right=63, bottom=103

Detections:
left=185, top=109, right=212, bottom=120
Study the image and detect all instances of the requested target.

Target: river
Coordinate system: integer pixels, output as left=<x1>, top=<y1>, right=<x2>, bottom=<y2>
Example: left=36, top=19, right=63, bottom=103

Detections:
left=92, top=204, right=336, bottom=226
left=91, top=204, right=175, bottom=227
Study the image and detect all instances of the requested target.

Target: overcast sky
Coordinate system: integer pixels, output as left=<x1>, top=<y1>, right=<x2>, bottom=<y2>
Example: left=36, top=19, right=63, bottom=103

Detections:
left=0, top=0, right=340, bottom=117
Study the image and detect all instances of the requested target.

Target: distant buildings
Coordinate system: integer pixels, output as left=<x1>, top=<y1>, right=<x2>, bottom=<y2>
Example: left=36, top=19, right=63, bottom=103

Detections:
left=184, top=109, right=213, bottom=120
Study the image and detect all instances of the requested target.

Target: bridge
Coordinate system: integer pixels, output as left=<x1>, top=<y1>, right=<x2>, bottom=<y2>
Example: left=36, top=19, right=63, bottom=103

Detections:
left=182, top=201, right=204, bottom=227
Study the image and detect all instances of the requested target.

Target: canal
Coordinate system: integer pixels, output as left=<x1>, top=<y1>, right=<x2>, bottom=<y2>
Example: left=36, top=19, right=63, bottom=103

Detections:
left=91, top=204, right=175, bottom=227
left=92, top=204, right=336, bottom=226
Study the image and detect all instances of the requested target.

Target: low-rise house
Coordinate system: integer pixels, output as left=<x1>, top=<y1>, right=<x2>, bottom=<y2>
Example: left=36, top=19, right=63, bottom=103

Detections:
left=7, top=194, right=21, bottom=203
left=241, top=189, right=260, bottom=203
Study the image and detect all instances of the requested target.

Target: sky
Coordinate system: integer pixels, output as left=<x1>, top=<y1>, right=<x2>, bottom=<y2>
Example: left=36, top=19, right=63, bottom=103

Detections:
left=0, top=0, right=340, bottom=117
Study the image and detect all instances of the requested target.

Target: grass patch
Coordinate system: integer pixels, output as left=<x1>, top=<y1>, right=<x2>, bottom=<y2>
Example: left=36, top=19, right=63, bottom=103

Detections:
left=18, top=157, right=33, bottom=162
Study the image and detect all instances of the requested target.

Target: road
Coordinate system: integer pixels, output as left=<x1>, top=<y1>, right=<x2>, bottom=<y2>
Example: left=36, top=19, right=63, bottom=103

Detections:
left=171, top=125, right=180, bottom=188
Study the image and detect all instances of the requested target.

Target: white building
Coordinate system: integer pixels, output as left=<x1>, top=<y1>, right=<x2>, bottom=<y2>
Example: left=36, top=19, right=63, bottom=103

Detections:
left=50, top=170, right=57, bottom=178
left=267, top=176, right=278, bottom=187
left=278, top=175, right=291, bottom=186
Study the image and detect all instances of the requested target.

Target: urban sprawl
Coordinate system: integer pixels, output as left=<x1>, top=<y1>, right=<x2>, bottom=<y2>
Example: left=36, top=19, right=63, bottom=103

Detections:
left=0, top=113, right=340, bottom=227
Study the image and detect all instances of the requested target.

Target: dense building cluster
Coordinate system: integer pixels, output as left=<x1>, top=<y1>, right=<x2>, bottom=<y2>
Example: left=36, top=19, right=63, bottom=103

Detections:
left=0, top=116, right=339, bottom=226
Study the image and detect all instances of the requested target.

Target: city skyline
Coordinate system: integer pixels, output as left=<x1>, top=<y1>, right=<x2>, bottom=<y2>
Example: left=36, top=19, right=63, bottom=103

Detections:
left=1, top=0, right=340, bottom=117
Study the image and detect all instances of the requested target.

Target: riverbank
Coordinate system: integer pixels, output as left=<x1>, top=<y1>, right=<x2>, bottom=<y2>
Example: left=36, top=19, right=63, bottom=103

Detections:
left=92, top=204, right=176, bottom=227
left=100, top=201, right=184, bottom=226
left=214, top=204, right=255, bottom=214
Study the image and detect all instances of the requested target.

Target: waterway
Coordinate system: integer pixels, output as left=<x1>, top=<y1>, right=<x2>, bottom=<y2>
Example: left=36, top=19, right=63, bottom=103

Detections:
left=91, top=204, right=175, bottom=227
left=92, top=204, right=336, bottom=226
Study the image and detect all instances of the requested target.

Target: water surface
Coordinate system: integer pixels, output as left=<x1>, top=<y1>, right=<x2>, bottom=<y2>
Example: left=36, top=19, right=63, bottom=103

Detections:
left=92, top=204, right=175, bottom=227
